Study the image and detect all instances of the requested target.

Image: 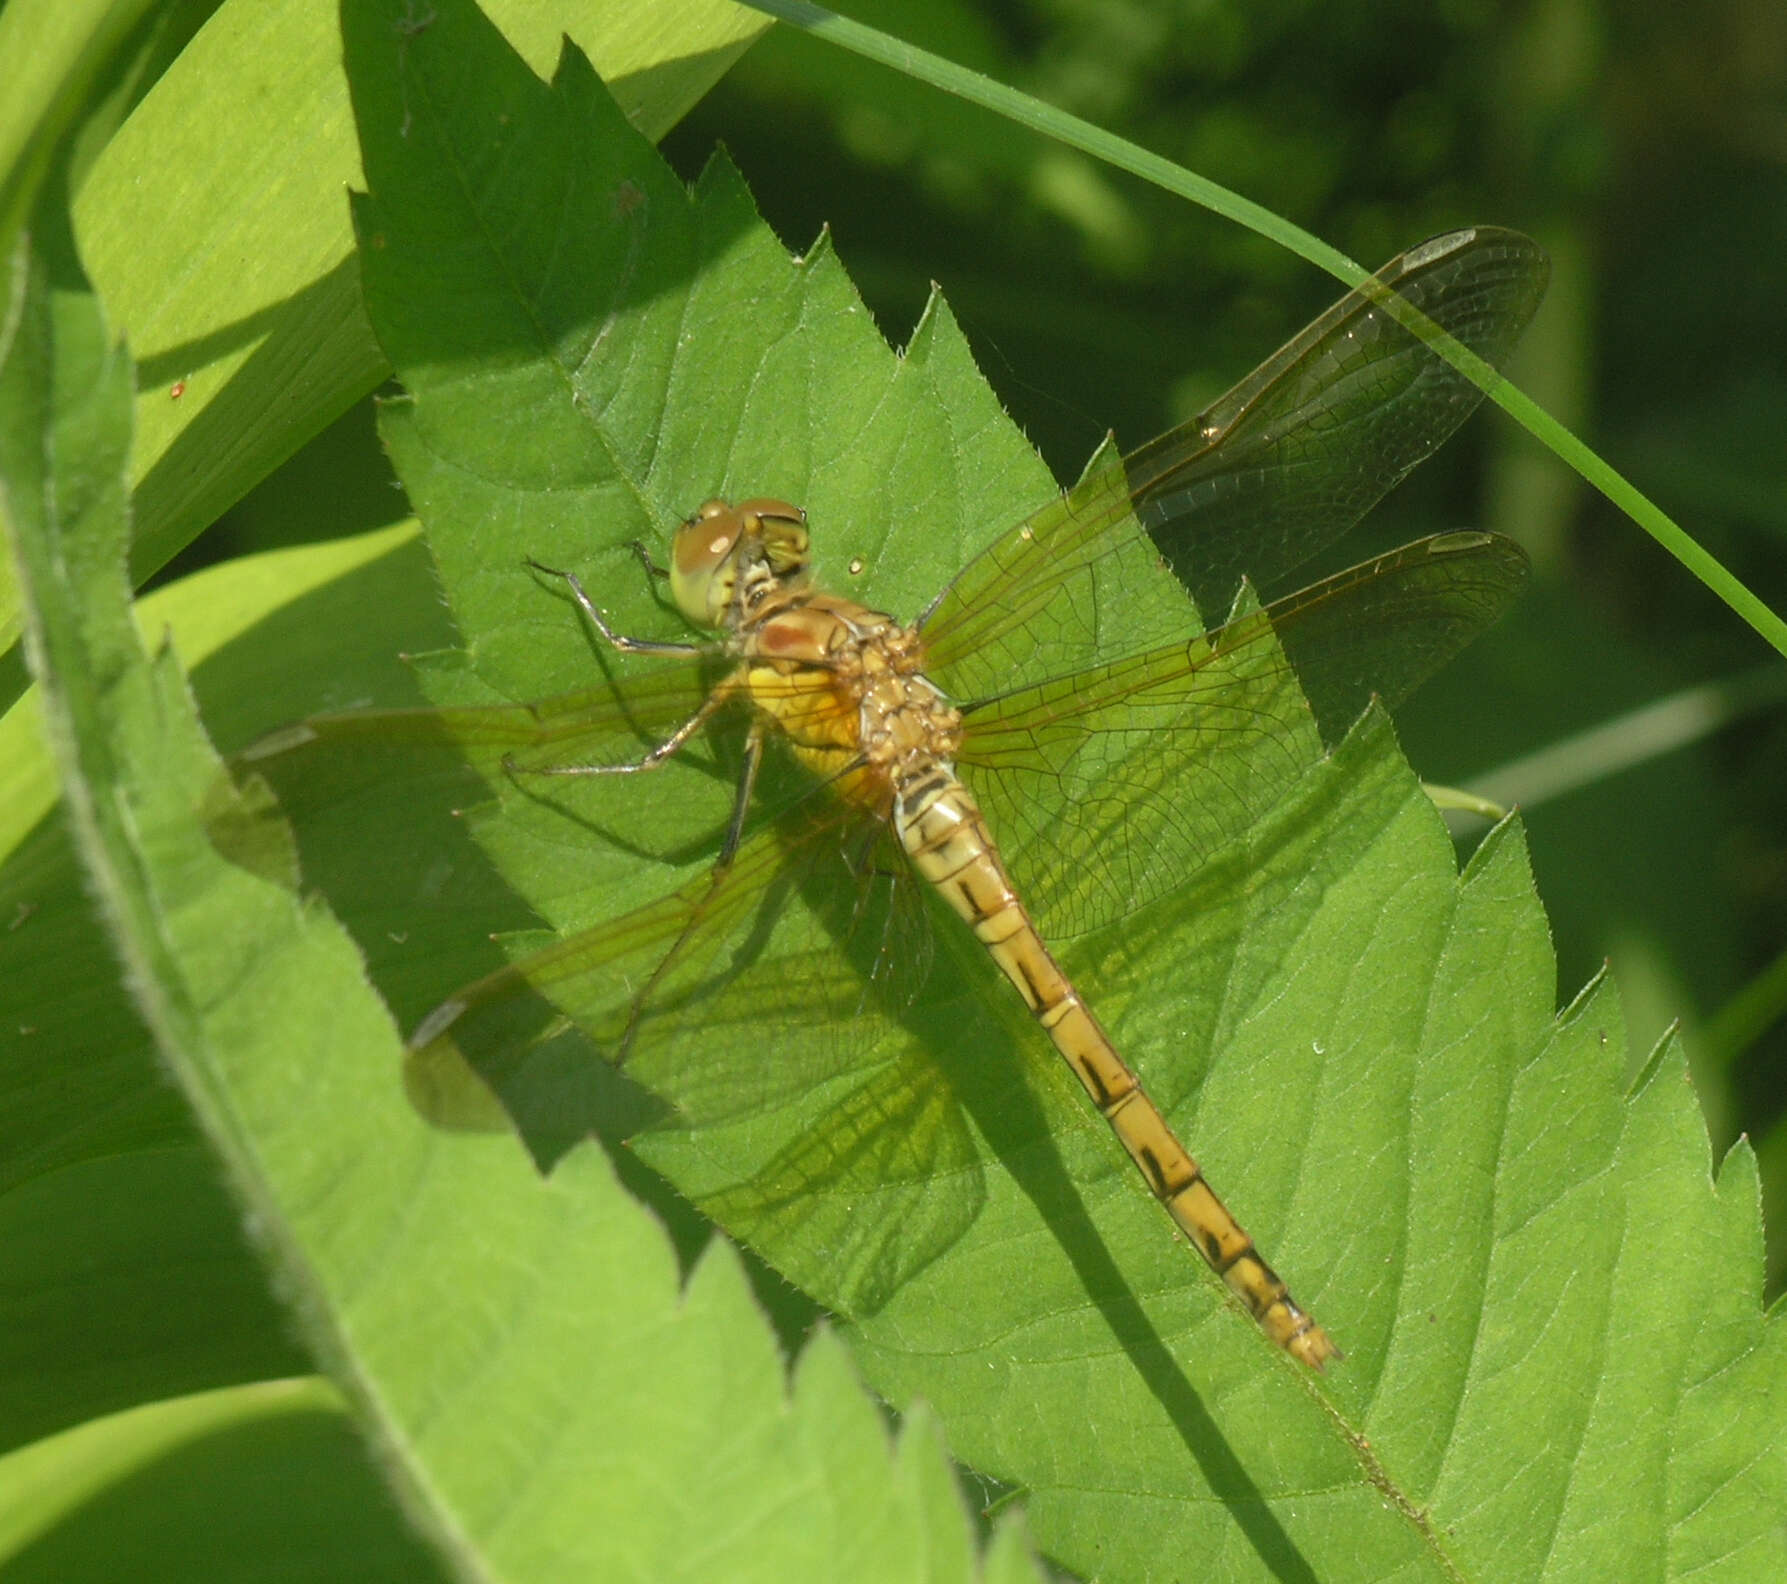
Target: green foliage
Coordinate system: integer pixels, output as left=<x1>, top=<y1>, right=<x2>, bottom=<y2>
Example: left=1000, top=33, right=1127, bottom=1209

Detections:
left=2, top=1, right=1784, bottom=1581
left=0, top=92, right=1034, bottom=1584
left=682, top=0, right=1787, bottom=1299
left=0, top=0, right=767, bottom=685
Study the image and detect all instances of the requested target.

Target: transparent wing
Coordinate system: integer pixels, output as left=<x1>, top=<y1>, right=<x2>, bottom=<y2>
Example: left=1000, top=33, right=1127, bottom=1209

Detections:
left=1125, top=227, right=1547, bottom=611
left=921, top=227, right=1548, bottom=705
left=406, top=802, right=986, bottom=1317
left=236, top=660, right=714, bottom=779
left=959, top=532, right=1528, bottom=939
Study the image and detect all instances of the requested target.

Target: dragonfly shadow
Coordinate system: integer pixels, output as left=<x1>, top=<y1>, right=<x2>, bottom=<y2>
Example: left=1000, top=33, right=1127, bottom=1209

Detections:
left=221, top=677, right=806, bottom=1325
left=617, top=788, right=1329, bottom=1579
left=199, top=543, right=709, bottom=1201
left=920, top=926, right=1326, bottom=1583
left=499, top=758, right=739, bottom=873
left=410, top=695, right=1354, bottom=1584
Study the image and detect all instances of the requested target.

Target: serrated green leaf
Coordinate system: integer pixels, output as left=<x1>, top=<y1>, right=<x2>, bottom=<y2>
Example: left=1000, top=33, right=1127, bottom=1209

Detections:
left=223, top=3, right=1785, bottom=1580
left=0, top=122, right=1037, bottom=1584
left=0, top=523, right=447, bottom=1457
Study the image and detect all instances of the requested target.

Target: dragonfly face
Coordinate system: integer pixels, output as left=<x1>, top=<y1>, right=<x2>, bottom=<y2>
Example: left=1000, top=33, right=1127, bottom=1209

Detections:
left=669, top=497, right=810, bottom=632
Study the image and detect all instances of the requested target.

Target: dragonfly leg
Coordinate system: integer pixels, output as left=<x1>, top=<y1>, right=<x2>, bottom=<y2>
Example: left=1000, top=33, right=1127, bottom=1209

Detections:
left=523, top=557, right=708, bottom=658
left=717, top=722, right=766, bottom=869
left=627, top=539, right=668, bottom=581
left=503, top=676, right=739, bottom=780
left=611, top=727, right=767, bottom=1064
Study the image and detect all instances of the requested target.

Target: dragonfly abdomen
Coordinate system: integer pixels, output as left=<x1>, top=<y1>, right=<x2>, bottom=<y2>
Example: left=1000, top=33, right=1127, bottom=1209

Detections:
left=895, top=770, right=1339, bottom=1370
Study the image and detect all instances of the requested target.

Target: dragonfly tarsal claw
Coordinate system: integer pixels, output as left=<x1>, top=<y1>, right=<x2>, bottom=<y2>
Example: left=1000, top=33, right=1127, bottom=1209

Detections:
left=629, top=538, right=669, bottom=580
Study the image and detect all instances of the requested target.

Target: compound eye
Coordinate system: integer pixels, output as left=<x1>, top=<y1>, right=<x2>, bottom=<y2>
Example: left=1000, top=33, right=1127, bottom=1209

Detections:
left=669, top=501, right=742, bottom=628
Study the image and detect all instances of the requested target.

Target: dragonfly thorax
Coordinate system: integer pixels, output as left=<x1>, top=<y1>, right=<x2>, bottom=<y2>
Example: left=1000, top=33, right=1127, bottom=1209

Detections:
left=854, top=624, right=963, bottom=786
left=670, top=497, right=810, bottom=631
left=739, top=593, right=962, bottom=816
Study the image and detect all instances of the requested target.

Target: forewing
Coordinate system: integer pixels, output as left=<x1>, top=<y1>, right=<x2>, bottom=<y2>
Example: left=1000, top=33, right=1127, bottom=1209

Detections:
left=1129, top=227, right=1547, bottom=615
left=959, top=532, right=1529, bottom=939
left=237, top=658, right=715, bottom=785
left=921, top=227, right=1547, bottom=701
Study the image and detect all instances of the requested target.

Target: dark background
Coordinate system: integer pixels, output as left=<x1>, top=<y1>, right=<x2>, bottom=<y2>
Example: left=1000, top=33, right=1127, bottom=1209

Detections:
left=199, top=0, right=1787, bottom=1294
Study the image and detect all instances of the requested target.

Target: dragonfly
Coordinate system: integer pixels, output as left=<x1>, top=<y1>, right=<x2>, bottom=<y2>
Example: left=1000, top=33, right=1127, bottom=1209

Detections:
left=258, top=226, right=1547, bottom=1369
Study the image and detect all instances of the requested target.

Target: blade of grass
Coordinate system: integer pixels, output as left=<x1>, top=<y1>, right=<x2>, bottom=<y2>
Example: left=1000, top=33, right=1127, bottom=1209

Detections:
left=738, top=0, right=1787, bottom=661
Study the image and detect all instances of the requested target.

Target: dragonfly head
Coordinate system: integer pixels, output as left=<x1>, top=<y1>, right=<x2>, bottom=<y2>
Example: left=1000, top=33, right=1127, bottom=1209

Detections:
left=671, top=498, right=810, bottom=628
